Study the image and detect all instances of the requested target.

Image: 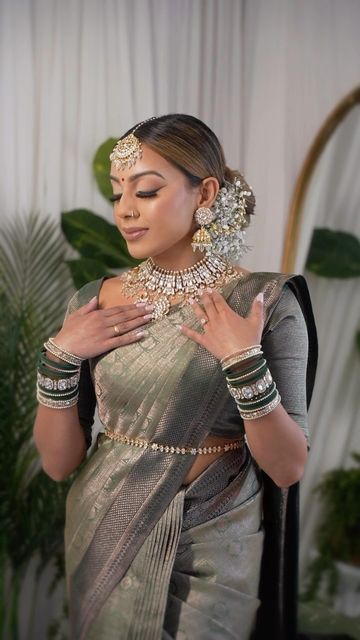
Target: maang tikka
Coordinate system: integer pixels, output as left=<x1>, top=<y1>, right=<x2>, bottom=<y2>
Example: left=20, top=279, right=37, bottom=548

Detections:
left=109, top=116, right=158, bottom=170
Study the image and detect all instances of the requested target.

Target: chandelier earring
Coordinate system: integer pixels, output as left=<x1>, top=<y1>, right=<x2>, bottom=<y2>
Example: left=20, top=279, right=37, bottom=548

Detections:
left=191, top=206, right=216, bottom=253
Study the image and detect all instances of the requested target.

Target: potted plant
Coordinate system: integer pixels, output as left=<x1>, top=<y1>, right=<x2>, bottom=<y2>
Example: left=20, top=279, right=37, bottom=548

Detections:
left=302, top=452, right=360, bottom=604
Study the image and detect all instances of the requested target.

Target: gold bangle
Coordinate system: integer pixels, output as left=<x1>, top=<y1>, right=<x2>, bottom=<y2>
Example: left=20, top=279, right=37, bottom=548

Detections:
left=45, top=338, right=83, bottom=367
left=37, top=391, right=79, bottom=409
left=221, top=349, right=263, bottom=371
left=238, top=393, right=281, bottom=420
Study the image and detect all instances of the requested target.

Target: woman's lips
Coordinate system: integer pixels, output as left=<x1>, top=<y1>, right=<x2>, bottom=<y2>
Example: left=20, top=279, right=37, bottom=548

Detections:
left=122, top=227, right=149, bottom=240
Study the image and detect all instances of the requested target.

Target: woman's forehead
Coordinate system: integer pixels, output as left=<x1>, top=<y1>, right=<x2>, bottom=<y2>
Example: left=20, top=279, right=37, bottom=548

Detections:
left=110, top=145, right=182, bottom=182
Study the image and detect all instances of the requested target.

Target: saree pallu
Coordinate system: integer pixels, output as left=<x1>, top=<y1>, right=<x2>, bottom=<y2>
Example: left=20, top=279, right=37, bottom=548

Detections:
left=64, top=272, right=317, bottom=640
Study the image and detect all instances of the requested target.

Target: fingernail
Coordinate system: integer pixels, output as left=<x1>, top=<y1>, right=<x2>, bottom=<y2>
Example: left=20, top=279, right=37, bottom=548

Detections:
left=188, top=298, right=195, bottom=305
left=143, top=313, right=153, bottom=320
left=256, top=292, right=264, bottom=303
left=145, top=305, right=155, bottom=312
left=206, top=287, right=213, bottom=294
left=135, top=330, right=145, bottom=337
left=136, top=302, right=147, bottom=308
left=90, top=295, right=97, bottom=302
left=176, top=324, right=183, bottom=330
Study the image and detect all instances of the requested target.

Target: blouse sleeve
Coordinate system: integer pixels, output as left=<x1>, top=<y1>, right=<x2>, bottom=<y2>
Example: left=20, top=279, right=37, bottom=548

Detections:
left=262, top=285, right=310, bottom=445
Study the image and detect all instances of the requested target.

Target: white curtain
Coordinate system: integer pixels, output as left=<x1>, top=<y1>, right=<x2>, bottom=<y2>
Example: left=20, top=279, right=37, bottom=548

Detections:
left=1, top=0, right=360, bottom=633
left=0, top=0, right=244, bottom=225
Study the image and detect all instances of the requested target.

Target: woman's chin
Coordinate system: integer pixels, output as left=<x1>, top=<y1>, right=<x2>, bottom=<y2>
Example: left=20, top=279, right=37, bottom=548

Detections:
left=126, top=244, right=150, bottom=261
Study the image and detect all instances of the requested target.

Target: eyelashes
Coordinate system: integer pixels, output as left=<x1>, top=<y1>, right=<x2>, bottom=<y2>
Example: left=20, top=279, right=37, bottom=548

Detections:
left=110, top=190, right=159, bottom=202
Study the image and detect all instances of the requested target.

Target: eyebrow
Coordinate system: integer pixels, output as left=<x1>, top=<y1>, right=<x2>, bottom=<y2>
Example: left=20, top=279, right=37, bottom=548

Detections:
left=110, top=170, right=166, bottom=183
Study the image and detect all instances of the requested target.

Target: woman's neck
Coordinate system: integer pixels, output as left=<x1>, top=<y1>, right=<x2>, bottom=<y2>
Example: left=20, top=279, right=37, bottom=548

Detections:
left=149, top=247, right=205, bottom=271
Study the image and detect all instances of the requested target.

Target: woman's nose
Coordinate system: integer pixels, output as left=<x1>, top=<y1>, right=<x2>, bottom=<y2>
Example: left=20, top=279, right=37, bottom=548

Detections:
left=115, top=194, right=139, bottom=219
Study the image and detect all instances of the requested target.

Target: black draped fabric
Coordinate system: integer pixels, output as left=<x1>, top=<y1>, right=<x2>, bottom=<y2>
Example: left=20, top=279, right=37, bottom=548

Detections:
left=252, top=275, right=318, bottom=640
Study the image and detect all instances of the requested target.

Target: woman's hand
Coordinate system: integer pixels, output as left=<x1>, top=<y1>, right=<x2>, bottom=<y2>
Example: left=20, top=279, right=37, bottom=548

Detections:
left=53, top=296, right=153, bottom=359
left=179, top=289, right=264, bottom=360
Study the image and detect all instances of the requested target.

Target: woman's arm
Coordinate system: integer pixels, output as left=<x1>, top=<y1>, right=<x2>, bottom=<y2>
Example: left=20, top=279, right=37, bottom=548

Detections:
left=244, top=287, right=309, bottom=487
left=33, top=358, right=96, bottom=481
left=180, top=287, right=310, bottom=488
left=34, top=294, right=152, bottom=481
left=33, top=402, right=88, bottom=482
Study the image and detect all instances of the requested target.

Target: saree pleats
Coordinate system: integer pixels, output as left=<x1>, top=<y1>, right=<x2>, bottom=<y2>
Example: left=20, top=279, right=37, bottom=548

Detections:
left=86, top=490, right=185, bottom=640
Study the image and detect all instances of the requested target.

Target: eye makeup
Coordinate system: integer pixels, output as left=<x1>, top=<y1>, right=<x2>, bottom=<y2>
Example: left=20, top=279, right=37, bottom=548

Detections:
left=109, top=189, right=160, bottom=202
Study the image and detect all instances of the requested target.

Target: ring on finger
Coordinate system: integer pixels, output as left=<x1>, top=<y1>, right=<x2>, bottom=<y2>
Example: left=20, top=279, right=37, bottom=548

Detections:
left=113, top=325, right=120, bottom=335
left=200, top=317, right=209, bottom=326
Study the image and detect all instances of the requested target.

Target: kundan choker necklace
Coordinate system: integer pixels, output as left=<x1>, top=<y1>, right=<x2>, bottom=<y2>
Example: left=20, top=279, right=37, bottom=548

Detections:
left=122, top=255, right=239, bottom=320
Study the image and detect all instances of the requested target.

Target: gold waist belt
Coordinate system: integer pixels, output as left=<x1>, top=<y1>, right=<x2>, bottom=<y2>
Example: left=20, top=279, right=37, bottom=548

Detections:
left=104, top=428, right=244, bottom=456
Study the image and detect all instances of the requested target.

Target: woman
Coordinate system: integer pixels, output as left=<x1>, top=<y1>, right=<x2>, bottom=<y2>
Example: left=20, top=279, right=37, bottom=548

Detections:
left=34, top=114, right=317, bottom=640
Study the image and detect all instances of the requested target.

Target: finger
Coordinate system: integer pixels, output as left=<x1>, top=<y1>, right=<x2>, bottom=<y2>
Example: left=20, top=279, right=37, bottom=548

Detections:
left=199, top=291, right=218, bottom=320
left=211, top=289, right=229, bottom=313
left=188, top=298, right=209, bottom=325
left=250, top=292, right=265, bottom=322
left=107, top=314, right=153, bottom=336
left=177, top=323, right=206, bottom=347
left=76, top=296, right=98, bottom=315
left=104, top=329, right=146, bottom=350
left=104, top=305, right=154, bottom=324
left=102, top=302, right=148, bottom=317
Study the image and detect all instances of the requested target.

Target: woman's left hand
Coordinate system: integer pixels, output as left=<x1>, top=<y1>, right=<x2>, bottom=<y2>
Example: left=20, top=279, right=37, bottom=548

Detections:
left=179, top=289, right=264, bottom=361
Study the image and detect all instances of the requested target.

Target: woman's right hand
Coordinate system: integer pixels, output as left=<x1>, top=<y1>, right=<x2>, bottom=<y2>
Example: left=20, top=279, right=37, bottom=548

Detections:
left=52, top=296, right=153, bottom=359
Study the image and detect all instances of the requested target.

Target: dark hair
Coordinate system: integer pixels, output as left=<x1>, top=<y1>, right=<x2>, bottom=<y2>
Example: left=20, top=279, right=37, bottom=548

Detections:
left=122, top=114, right=255, bottom=215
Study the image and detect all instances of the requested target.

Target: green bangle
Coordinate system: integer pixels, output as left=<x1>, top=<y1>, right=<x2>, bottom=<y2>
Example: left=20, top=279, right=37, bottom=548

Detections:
left=226, top=363, right=268, bottom=386
left=38, top=348, right=80, bottom=372
left=236, top=386, right=277, bottom=411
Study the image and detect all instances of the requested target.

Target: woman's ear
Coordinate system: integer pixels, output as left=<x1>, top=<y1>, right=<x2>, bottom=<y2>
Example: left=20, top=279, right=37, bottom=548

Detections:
left=197, top=177, right=219, bottom=208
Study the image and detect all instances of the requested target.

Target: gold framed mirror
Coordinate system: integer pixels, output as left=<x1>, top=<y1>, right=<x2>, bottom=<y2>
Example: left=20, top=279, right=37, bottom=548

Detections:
left=281, top=85, right=360, bottom=272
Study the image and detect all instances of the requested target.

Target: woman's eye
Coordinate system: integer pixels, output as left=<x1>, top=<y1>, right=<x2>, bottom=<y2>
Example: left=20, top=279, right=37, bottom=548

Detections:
left=109, top=193, right=122, bottom=202
left=136, top=190, right=159, bottom=198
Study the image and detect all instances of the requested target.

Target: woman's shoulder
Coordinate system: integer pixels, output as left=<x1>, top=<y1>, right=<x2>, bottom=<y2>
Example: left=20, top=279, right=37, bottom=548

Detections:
left=67, top=276, right=109, bottom=313
left=233, top=267, right=303, bottom=295
left=231, top=267, right=307, bottom=317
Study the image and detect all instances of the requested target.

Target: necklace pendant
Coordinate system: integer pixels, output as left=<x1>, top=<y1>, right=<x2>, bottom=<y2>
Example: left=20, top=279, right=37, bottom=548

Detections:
left=152, top=297, right=171, bottom=320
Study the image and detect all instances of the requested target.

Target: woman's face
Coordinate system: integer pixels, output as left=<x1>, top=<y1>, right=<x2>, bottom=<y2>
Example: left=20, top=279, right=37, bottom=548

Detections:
left=110, top=144, right=212, bottom=265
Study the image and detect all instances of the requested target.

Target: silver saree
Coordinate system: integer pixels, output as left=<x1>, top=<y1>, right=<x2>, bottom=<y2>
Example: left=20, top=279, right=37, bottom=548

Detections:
left=64, top=272, right=317, bottom=640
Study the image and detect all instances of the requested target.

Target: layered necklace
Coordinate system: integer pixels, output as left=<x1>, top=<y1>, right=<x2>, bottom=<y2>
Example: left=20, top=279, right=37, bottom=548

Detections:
left=122, top=254, right=239, bottom=320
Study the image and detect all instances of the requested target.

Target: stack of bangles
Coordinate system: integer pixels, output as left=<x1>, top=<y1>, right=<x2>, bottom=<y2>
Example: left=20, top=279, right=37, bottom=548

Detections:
left=221, top=345, right=281, bottom=420
left=36, top=337, right=84, bottom=409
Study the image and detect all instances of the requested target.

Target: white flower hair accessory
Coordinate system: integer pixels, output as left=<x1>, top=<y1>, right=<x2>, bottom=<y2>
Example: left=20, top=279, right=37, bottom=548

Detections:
left=192, top=174, right=255, bottom=261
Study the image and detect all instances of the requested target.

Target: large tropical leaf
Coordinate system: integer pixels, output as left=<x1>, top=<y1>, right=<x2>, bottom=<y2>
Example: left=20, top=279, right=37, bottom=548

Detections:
left=65, top=258, right=112, bottom=290
left=61, top=209, right=136, bottom=269
left=305, top=228, right=360, bottom=278
left=93, top=137, right=118, bottom=201
left=0, top=212, right=73, bottom=637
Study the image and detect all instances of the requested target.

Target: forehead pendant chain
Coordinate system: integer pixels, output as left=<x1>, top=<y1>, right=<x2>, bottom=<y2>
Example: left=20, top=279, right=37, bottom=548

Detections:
left=109, top=116, right=158, bottom=170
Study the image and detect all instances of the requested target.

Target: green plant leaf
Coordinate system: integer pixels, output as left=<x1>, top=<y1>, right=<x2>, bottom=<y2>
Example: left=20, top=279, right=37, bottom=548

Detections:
left=0, top=212, right=73, bottom=634
left=61, top=209, right=136, bottom=269
left=66, top=258, right=113, bottom=289
left=93, top=137, right=118, bottom=200
left=305, top=228, right=360, bottom=278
